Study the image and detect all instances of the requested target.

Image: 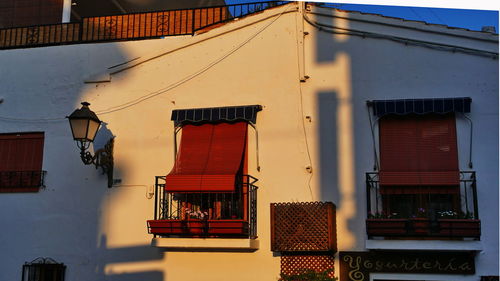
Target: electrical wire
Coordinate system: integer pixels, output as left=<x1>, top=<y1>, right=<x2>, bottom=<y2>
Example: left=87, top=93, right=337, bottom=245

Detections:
left=303, top=12, right=498, bottom=59
left=0, top=4, right=292, bottom=123
left=95, top=4, right=292, bottom=115
left=299, top=86, right=314, bottom=201
left=307, top=9, right=496, bottom=43
left=0, top=115, right=66, bottom=122
left=295, top=3, right=314, bottom=201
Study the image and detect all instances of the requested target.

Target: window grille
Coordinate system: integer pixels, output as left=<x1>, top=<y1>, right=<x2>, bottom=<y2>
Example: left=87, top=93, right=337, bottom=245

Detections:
left=22, top=258, right=65, bottom=281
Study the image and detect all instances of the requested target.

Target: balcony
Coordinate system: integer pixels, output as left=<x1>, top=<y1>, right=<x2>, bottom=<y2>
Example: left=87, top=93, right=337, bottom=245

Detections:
left=148, top=175, right=258, bottom=239
left=0, top=1, right=289, bottom=50
left=0, top=170, right=46, bottom=192
left=366, top=171, right=480, bottom=240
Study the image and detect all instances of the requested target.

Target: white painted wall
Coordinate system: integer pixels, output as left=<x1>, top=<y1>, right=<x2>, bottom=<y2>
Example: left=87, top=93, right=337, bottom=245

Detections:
left=0, top=3, right=497, bottom=281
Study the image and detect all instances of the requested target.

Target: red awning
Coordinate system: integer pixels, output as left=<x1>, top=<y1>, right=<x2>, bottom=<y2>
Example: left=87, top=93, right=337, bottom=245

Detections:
left=379, top=114, right=459, bottom=194
left=166, top=122, right=247, bottom=192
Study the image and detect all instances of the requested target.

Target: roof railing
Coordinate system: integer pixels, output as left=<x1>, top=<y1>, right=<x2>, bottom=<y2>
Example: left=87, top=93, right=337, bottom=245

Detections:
left=0, top=1, right=289, bottom=50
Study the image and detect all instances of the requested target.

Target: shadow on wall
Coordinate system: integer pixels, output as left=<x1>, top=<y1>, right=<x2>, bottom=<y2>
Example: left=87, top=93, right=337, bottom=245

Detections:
left=62, top=108, right=166, bottom=281
left=42, top=18, right=167, bottom=280
left=75, top=62, right=166, bottom=281
left=95, top=236, right=164, bottom=281
left=0, top=7, right=177, bottom=280
left=314, top=9, right=365, bottom=251
left=317, top=92, right=339, bottom=203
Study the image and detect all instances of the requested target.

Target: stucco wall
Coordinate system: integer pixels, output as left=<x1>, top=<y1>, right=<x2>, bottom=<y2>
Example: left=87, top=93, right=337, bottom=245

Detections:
left=303, top=6, right=499, bottom=279
left=0, top=3, right=497, bottom=281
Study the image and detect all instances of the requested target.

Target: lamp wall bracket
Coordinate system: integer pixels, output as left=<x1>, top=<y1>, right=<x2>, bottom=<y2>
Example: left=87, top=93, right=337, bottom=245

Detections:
left=80, top=137, right=114, bottom=188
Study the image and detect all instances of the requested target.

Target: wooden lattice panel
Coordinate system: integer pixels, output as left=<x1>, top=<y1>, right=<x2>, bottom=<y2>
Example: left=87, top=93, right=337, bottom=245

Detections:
left=271, top=202, right=337, bottom=252
left=281, top=253, right=335, bottom=278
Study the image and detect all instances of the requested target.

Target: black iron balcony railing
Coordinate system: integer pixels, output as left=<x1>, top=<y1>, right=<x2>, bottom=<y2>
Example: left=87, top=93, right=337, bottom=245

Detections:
left=0, top=1, right=289, bottom=50
left=0, top=170, right=46, bottom=192
left=148, top=175, right=258, bottom=238
left=366, top=171, right=481, bottom=239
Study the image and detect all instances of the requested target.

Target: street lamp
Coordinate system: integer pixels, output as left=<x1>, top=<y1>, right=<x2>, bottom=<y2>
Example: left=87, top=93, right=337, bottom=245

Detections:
left=67, top=102, right=114, bottom=188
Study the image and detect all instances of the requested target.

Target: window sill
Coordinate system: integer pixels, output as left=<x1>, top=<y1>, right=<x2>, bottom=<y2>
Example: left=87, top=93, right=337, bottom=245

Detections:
left=0, top=187, right=40, bottom=193
left=365, top=239, right=483, bottom=251
left=151, top=237, right=259, bottom=251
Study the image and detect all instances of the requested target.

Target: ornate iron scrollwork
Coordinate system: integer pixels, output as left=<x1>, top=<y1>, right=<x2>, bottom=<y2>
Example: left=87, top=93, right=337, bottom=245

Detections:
left=157, top=14, right=169, bottom=34
left=27, top=26, right=40, bottom=44
left=104, top=18, right=117, bottom=38
left=80, top=138, right=114, bottom=188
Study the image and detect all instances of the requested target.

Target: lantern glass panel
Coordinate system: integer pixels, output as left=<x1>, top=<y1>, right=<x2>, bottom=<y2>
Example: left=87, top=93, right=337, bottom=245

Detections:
left=87, top=119, right=101, bottom=142
left=70, top=119, right=90, bottom=140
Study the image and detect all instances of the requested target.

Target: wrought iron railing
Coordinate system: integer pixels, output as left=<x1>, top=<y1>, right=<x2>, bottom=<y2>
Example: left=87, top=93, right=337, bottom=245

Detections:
left=365, top=171, right=481, bottom=239
left=366, top=171, right=478, bottom=219
left=0, top=1, right=289, bottom=50
left=0, top=170, right=46, bottom=190
left=152, top=174, right=258, bottom=238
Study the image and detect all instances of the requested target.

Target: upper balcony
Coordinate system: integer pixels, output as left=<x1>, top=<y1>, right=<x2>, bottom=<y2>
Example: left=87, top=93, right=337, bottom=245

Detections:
left=365, top=171, right=480, bottom=240
left=0, top=1, right=289, bottom=50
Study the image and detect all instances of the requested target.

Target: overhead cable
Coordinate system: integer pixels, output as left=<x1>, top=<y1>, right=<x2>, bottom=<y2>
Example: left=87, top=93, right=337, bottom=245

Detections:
left=304, top=13, right=498, bottom=59
left=0, top=4, right=292, bottom=122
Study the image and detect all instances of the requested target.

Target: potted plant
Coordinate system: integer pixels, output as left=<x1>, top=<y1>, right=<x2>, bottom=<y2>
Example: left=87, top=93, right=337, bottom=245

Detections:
left=184, top=208, right=209, bottom=235
left=279, top=269, right=337, bottom=281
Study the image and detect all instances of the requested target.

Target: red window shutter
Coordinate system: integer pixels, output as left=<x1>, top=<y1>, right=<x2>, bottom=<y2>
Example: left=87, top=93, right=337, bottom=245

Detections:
left=166, top=122, right=247, bottom=192
left=0, top=132, right=44, bottom=190
left=379, top=114, right=459, bottom=193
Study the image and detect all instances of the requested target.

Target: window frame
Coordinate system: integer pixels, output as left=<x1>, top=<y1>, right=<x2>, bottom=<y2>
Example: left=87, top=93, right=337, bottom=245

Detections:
left=377, top=114, right=461, bottom=218
left=0, top=132, right=45, bottom=193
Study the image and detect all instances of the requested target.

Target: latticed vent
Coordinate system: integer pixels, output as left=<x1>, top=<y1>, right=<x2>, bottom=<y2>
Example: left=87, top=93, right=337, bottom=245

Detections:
left=280, top=253, right=335, bottom=279
left=270, top=202, right=336, bottom=252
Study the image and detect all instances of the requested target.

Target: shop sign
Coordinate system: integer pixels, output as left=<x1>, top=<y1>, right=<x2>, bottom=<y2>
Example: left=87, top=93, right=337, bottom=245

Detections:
left=339, top=251, right=475, bottom=281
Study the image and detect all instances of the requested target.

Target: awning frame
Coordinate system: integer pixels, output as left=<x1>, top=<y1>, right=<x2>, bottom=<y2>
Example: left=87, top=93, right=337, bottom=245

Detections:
left=172, top=105, right=262, bottom=175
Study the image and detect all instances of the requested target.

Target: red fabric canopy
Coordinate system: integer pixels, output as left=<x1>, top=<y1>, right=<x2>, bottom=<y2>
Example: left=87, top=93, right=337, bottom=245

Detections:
left=379, top=114, right=459, bottom=194
left=166, top=122, right=247, bottom=192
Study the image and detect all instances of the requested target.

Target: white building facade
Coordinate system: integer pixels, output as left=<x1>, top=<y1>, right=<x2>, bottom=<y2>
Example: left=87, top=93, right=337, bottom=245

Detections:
left=0, top=2, right=497, bottom=281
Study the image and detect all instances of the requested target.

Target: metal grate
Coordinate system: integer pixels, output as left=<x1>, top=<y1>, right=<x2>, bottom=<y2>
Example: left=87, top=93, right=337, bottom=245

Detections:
left=280, top=253, right=335, bottom=279
left=22, top=257, right=65, bottom=281
left=0, top=170, right=46, bottom=192
left=270, top=202, right=336, bottom=252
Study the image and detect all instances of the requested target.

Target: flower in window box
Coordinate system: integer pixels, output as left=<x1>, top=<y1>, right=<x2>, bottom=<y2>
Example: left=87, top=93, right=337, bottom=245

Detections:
left=437, top=210, right=458, bottom=219
left=185, top=209, right=209, bottom=220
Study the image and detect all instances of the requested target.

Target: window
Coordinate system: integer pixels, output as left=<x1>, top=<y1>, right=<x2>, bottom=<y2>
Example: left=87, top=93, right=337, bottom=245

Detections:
left=148, top=105, right=261, bottom=238
left=166, top=121, right=249, bottom=222
left=379, top=113, right=460, bottom=218
left=366, top=98, right=480, bottom=239
left=0, top=132, right=45, bottom=192
left=166, top=121, right=248, bottom=193
left=0, top=0, right=63, bottom=28
left=22, top=258, right=66, bottom=281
